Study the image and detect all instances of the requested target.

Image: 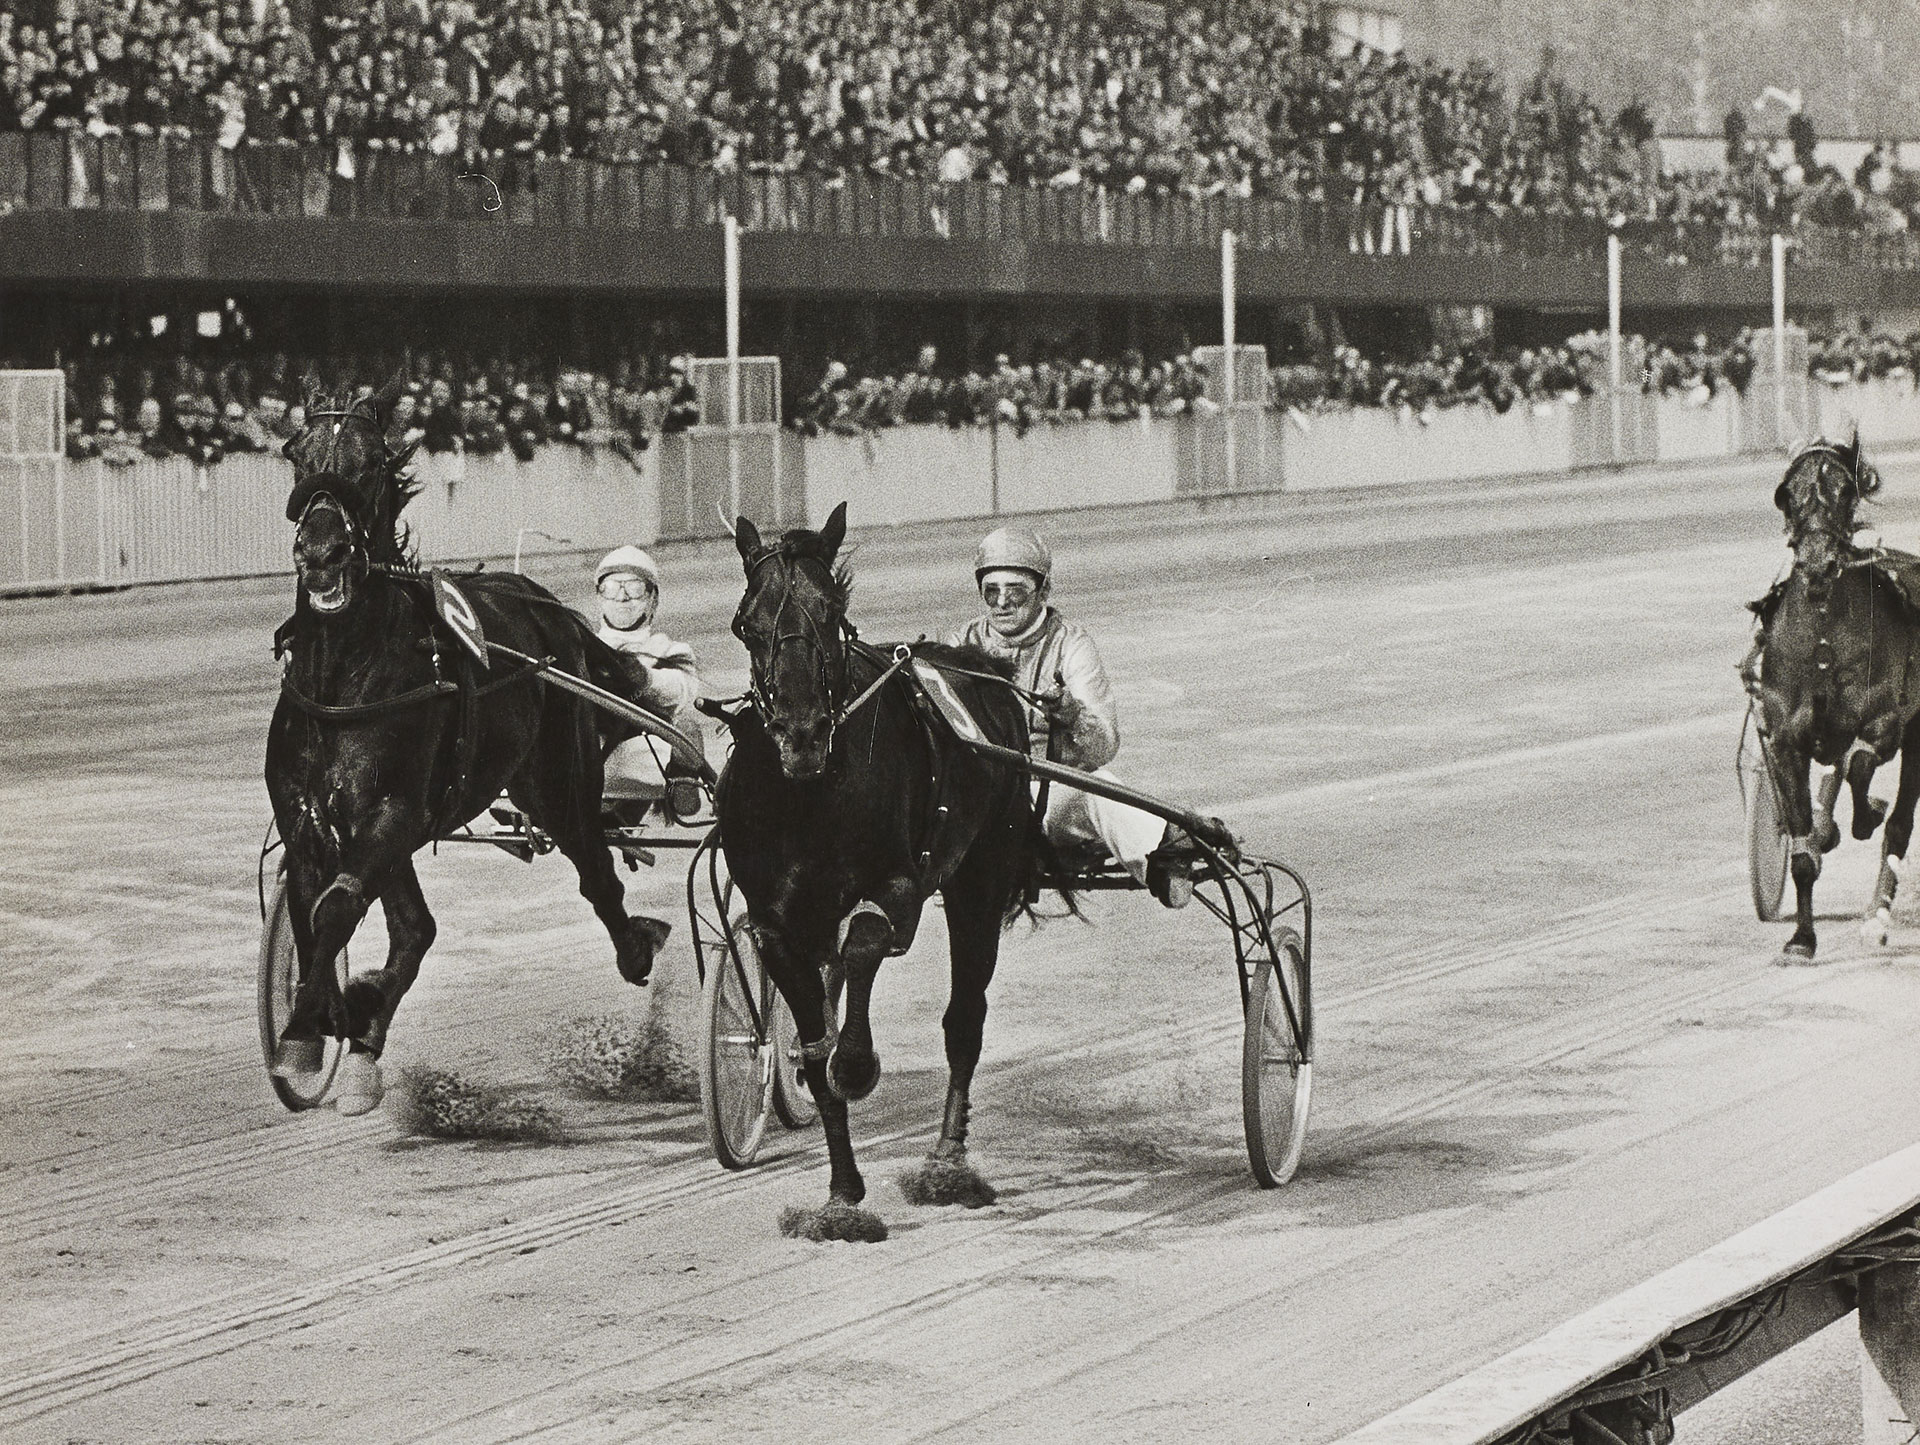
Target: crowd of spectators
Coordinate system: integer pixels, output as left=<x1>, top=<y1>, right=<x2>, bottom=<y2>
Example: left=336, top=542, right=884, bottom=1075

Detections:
left=62, top=326, right=1920, bottom=466
left=5, top=0, right=1920, bottom=242
left=60, top=348, right=702, bottom=467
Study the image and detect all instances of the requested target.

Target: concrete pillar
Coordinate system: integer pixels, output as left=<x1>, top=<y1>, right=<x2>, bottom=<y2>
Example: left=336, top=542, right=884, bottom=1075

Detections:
left=1860, top=1262, right=1920, bottom=1444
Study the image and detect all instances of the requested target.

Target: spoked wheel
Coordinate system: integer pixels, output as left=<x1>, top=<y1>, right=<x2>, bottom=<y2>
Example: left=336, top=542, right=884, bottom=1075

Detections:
left=1242, top=926, right=1312, bottom=1189
left=700, top=914, right=779, bottom=1168
left=257, top=868, right=347, bottom=1112
left=1747, top=753, right=1789, bottom=923
left=771, top=986, right=817, bottom=1130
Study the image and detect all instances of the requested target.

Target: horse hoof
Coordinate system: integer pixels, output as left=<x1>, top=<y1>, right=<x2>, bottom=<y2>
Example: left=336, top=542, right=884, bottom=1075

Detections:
left=826, top=1045, right=881, bottom=1102
left=615, top=915, right=671, bottom=987
left=334, top=1052, right=384, bottom=1115
left=1856, top=802, right=1890, bottom=841
left=1863, top=910, right=1893, bottom=947
left=1774, top=944, right=1818, bottom=968
left=270, top=1037, right=325, bottom=1078
left=1816, top=822, right=1841, bottom=854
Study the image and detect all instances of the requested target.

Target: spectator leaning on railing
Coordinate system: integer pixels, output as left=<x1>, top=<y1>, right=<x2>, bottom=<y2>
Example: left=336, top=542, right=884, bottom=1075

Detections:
left=50, top=325, right=1919, bottom=467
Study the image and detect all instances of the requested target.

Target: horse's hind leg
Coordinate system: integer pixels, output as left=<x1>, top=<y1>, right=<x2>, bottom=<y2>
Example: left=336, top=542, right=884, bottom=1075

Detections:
left=1864, top=721, right=1920, bottom=945
left=926, top=835, right=1022, bottom=1175
left=509, top=748, right=667, bottom=988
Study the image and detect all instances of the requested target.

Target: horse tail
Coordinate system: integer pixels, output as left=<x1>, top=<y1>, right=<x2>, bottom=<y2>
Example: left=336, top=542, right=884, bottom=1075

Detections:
left=1004, top=779, right=1082, bottom=929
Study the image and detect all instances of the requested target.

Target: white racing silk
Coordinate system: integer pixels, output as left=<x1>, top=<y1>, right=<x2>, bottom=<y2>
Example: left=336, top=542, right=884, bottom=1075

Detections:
left=597, top=620, right=705, bottom=771
left=943, top=607, right=1119, bottom=769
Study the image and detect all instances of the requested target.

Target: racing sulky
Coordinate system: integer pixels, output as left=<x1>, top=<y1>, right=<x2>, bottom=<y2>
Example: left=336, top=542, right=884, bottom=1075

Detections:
left=714, top=503, right=1059, bottom=1238
left=1748, top=432, right=1920, bottom=962
left=265, top=378, right=669, bottom=1115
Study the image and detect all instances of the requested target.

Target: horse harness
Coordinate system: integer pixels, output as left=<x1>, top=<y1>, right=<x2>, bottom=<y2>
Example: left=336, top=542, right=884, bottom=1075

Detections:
left=276, top=573, right=552, bottom=839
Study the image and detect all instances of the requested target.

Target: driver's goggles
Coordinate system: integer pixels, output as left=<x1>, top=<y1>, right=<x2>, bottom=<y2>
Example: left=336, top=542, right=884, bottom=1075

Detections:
left=598, top=576, right=655, bottom=601
left=982, top=582, right=1037, bottom=607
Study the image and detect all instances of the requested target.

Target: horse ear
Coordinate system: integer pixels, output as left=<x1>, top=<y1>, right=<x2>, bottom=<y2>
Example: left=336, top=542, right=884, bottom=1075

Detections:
left=369, top=371, right=406, bottom=424
left=735, top=516, right=762, bottom=564
left=819, top=501, right=847, bottom=559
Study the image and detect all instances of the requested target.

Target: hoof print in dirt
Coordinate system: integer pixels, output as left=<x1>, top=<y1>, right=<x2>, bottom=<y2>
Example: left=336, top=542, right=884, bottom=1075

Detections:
left=897, top=1158, right=998, bottom=1208
left=778, top=1200, right=889, bottom=1243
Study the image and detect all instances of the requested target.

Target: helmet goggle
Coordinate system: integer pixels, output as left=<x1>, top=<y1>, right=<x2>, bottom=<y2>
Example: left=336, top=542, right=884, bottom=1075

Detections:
left=598, top=574, right=655, bottom=602
left=981, top=575, right=1041, bottom=608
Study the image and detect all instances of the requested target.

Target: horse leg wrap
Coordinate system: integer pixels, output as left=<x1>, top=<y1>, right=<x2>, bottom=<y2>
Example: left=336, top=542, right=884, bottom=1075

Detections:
left=1845, top=741, right=1882, bottom=773
left=1790, top=836, right=1824, bottom=879
left=310, top=875, right=366, bottom=930
left=838, top=899, right=894, bottom=957
left=940, top=1090, right=971, bottom=1152
left=800, top=1035, right=835, bottom=1063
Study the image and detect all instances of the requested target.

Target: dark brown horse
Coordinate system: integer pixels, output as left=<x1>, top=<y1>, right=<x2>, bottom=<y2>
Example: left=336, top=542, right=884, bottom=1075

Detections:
left=715, top=505, right=1053, bottom=1235
left=1751, top=434, right=1920, bottom=963
left=265, top=381, right=669, bottom=1114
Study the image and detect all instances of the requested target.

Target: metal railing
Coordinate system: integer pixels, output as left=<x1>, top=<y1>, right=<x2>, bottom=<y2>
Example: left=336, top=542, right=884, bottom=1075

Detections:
left=4, top=131, right=1918, bottom=269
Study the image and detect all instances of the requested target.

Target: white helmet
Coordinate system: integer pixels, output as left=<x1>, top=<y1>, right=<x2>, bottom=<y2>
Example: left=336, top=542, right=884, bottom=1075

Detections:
left=596, top=545, right=660, bottom=589
left=974, top=526, right=1051, bottom=585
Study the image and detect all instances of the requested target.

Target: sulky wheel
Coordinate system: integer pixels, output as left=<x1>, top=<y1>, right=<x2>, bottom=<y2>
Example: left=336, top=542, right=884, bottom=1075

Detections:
left=700, top=914, right=778, bottom=1169
left=1747, top=759, right=1789, bottom=923
left=770, top=985, right=817, bottom=1130
left=257, top=868, right=346, bottom=1112
left=1242, top=926, right=1312, bottom=1189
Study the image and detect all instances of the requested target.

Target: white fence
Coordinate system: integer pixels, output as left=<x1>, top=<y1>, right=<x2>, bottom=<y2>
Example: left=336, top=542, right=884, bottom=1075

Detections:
left=5, top=378, right=1917, bottom=593
left=0, top=371, right=67, bottom=591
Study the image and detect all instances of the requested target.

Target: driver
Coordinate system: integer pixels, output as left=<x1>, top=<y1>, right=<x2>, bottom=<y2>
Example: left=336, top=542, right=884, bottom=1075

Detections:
left=595, top=545, right=706, bottom=806
left=945, top=526, right=1198, bottom=907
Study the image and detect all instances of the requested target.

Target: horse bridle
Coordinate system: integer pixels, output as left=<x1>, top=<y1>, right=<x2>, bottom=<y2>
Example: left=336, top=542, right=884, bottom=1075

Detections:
left=1782, top=443, right=1868, bottom=589
left=736, top=544, right=853, bottom=752
left=288, top=402, right=394, bottom=577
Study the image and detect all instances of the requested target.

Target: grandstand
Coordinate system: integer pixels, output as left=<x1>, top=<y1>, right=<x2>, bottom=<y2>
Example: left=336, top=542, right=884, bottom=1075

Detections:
left=4, top=0, right=1920, bottom=469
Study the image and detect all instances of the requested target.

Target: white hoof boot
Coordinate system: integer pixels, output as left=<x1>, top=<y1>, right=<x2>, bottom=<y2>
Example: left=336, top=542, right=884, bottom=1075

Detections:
left=1863, top=908, right=1893, bottom=947
left=335, top=1052, right=385, bottom=1116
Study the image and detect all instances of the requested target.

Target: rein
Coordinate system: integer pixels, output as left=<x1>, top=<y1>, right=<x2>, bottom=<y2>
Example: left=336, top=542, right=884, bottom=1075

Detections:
left=281, top=675, right=459, bottom=720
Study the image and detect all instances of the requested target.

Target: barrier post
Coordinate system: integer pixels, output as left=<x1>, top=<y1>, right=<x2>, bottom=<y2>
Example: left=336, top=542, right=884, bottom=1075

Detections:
left=1222, top=228, right=1237, bottom=490
left=1773, top=232, right=1788, bottom=442
left=1860, top=1263, right=1920, bottom=1444
left=1608, top=232, right=1623, bottom=464
left=724, top=211, right=742, bottom=518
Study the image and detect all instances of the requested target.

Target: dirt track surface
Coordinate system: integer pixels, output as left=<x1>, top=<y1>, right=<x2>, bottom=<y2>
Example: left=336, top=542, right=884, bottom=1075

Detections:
left=6, top=458, right=1920, bottom=1443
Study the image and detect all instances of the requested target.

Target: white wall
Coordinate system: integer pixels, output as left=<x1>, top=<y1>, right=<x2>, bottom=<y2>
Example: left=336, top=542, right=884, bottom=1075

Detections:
left=14, top=378, right=1919, bottom=592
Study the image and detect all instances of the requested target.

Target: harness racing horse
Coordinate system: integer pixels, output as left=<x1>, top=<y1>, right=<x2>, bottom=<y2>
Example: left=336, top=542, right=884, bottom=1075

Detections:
left=1751, top=433, right=1920, bottom=963
left=265, top=380, right=669, bottom=1114
left=715, top=505, right=1054, bottom=1234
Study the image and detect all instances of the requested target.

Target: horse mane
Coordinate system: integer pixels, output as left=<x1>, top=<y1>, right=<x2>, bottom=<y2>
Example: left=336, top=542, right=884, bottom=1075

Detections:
left=767, top=533, right=854, bottom=609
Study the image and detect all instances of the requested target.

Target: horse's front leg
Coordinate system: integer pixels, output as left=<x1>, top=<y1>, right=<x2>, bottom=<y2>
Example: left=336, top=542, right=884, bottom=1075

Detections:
left=1864, top=720, right=1920, bottom=945
left=826, top=879, right=919, bottom=1104
left=1775, top=741, right=1822, bottom=965
left=758, top=922, right=865, bottom=1207
left=272, top=846, right=354, bottom=1075
left=274, top=798, right=416, bottom=1094
left=1848, top=694, right=1906, bottom=838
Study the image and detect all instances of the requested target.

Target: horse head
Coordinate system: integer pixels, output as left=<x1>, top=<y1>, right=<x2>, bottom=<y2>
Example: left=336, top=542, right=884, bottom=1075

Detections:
left=732, top=501, right=851, bottom=780
left=284, top=375, right=419, bottom=617
left=1774, top=430, right=1880, bottom=589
